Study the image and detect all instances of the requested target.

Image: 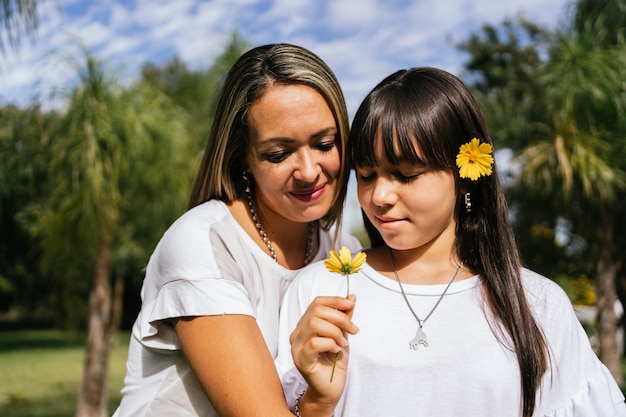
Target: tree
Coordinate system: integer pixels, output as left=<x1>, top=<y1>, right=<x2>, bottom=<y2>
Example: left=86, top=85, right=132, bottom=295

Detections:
left=457, top=0, right=626, bottom=383
left=41, top=51, right=129, bottom=417
left=457, top=14, right=556, bottom=149
left=0, top=104, right=57, bottom=323
left=0, top=0, right=38, bottom=54
left=40, top=47, right=191, bottom=416
left=518, top=0, right=626, bottom=382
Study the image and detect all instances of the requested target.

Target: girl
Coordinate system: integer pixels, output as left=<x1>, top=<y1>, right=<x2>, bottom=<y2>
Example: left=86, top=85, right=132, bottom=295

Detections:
left=277, top=67, right=626, bottom=416
left=114, top=43, right=359, bottom=417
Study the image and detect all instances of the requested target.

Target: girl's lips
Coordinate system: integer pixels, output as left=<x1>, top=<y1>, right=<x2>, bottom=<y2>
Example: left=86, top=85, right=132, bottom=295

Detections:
left=376, top=216, right=405, bottom=230
left=290, top=184, right=326, bottom=202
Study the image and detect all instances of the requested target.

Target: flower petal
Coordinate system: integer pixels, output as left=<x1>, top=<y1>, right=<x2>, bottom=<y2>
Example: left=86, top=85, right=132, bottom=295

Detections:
left=350, top=251, right=367, bottom=273
left=323, top=249, right=343, bottom=274
left=338, top=246, right=352, bottom=265
left=456, top=138, right=494, bottom=181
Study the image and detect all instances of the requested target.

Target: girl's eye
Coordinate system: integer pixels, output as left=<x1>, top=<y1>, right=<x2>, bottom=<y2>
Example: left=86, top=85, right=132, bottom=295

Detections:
left=356, top=170, right=376, bottom=182
left=398, top=172, right=421, bottom=183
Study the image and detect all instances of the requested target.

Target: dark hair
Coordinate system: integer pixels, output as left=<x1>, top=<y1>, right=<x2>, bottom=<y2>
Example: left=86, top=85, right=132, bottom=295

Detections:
left=188, top=43, right=350, bottom=230
left=350, top=67, right=547, bottom=417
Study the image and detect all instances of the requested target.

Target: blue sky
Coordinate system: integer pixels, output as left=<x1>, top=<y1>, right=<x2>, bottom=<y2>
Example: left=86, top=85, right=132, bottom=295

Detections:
left=2, top=0, right=571, bottom=112
left=1, top=0, right=571, bottom=231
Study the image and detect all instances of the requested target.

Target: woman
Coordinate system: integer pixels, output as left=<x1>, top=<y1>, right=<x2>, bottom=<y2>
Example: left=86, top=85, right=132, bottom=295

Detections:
left=114, top=43, right=360, bottom=417
left=277, top=67, right=626, bottom=416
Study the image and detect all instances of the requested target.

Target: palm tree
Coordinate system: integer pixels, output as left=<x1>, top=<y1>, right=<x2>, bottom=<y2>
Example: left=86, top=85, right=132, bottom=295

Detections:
left=0, top=0, right=38, bottom=54
left=517, top=28, right=626, bottom=382
left=41, top=48, right=192, bottom=416
left=41, top=50, right=126, bottom=417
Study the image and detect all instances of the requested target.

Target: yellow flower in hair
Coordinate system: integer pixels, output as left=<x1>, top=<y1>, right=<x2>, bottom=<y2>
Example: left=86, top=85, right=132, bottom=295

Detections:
left=323, top=246, right=366, bottom=382
left=456, top=137, right=494, bottom=181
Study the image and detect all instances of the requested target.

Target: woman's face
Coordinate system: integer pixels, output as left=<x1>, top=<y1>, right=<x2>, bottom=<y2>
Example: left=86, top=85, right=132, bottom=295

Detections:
left=245, top=83, right=340, bottom=224
left=356, top=139, right=458, bottom=253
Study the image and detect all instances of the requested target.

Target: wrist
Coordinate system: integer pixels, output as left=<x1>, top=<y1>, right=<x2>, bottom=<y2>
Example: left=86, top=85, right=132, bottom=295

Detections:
left=292, top=390, right=335, bottom=417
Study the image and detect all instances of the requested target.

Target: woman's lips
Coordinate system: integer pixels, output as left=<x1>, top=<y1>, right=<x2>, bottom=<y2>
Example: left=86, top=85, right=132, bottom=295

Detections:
left=290, top=184, right=326, bottom=202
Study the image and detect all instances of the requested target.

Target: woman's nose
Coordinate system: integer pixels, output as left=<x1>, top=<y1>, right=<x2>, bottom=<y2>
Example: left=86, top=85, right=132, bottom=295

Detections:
left=293, top=151, right=321, bottom=182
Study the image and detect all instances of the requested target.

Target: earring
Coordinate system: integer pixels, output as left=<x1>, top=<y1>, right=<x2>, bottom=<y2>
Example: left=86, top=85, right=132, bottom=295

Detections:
left=464, top=193, right=472, bottom=214
left=243, top=171, right=251, bottom=194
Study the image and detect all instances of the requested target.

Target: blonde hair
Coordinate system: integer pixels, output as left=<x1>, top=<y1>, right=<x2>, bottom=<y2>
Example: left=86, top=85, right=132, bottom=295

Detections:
left=189, top=43, right=350, bottom=230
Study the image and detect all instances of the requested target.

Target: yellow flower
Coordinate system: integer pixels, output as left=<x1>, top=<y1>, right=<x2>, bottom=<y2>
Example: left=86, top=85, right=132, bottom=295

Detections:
left=324, top=246, right=367, bottom=276
left=456, top=137, right=494, bottom=181
left=323, top=246, right=366, bottom=382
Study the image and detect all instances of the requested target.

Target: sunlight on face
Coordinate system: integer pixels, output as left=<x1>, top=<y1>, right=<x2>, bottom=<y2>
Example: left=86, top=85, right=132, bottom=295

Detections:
left=245, top=83, right=340, bottom=224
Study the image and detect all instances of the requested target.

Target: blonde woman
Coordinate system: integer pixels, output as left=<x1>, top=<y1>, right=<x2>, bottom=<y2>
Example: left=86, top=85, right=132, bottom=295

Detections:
left=114, top=43, right=359, bottom=417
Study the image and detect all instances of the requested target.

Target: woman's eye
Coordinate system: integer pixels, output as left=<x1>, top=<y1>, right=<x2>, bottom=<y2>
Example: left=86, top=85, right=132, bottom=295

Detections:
left=317, top=139, right=336, bottom=152
left=264, top=151, right=288, bottom=163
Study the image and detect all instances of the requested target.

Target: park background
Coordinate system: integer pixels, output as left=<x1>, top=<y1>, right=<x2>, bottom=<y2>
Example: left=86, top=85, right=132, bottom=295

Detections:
left=1, top=0, right=625, bottom=416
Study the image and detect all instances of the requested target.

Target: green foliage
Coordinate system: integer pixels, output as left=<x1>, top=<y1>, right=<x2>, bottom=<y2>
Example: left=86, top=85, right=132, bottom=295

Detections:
left=0, top=105, right=57, bottom=318
left=140, top=32, right=249, bottom=157
left=458, top=2, right=626, bottom=327
left=554, top=274, right=597, bottom=306
left=0, top=0, right=38, bottom=54
left=0, top=34, right=249, bottom=329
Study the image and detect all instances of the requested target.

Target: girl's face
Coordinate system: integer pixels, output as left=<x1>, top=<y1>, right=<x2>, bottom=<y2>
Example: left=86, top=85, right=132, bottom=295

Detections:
left=245, top=83, right=341, bottom=224
left=356, top=139, right=458, bottom=254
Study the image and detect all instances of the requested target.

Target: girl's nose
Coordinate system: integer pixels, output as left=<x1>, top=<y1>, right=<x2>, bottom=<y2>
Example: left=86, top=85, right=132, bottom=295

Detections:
left=370, top=177, right=397, bottom=207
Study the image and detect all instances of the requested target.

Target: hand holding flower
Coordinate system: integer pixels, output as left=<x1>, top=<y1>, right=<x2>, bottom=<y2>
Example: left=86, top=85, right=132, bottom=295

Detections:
left=323, top=246, right=366, bottom=382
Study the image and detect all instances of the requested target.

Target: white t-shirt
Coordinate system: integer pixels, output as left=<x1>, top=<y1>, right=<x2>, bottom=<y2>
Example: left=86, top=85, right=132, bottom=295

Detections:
left=276, top=262, right=626, bottom=417
left=113, top=200, right=361, bottom=417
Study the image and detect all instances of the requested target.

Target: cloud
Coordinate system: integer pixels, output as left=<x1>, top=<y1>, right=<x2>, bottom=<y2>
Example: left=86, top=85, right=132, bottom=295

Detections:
left=0, top=0, right=569, bottom=110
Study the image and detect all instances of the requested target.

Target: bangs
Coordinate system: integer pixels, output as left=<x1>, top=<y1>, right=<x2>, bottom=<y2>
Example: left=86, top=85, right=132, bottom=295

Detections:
left=349, top=68, right=472, bottom=172
left=349, top=92, right=427, bottom=168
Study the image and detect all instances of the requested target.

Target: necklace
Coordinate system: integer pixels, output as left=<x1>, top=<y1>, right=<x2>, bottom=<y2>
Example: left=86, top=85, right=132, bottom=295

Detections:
left=388, top=248, right=463, bottom=350
left=247, top=191, right=314, bottom=266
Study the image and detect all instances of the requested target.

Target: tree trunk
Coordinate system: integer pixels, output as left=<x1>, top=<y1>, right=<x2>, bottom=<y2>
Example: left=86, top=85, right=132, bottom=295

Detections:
left=110, top=268, right=125, bottom=347
left=594, top=214, right=622, bottom=385
left=75, top=240, right=113, bottom=417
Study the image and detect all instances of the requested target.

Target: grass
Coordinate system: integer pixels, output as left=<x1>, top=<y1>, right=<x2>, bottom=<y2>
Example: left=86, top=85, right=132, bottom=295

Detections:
left=0, top=330, right=624, bottom=416
left=0, top=330, right=130, bottom=417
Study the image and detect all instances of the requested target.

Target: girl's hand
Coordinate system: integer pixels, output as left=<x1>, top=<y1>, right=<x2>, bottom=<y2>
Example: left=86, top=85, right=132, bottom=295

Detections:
left=289, top=294, right=358, bottom=406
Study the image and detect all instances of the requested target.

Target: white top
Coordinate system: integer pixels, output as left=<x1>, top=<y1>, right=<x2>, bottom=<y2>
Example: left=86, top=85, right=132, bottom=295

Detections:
left=113, top=200, right=361, bottom=417
left=276, top=262, right=626, bottom=417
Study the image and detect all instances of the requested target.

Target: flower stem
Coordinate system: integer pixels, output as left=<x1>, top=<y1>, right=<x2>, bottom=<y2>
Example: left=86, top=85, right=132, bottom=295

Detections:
left=330, top=274, right=350, bottom=382
left=330, top=352, right=339, bottom=382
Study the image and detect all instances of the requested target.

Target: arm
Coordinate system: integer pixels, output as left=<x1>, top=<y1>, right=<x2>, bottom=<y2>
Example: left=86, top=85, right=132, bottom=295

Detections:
left=288, top=295, right=358, bottom=416
left=175, top=314, right=295, bottom=417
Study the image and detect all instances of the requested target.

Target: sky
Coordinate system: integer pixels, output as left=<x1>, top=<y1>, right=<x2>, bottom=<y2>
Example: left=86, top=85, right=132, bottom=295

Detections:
left=2, top=0, right=571, bottom=111
left=0, top=0, right=571, bottom=230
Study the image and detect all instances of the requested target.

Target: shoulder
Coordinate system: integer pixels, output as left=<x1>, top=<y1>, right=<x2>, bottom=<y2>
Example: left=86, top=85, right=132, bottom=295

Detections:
left=156, top=201, right=230, bottom=251
left=164, top=201, right=229, bottom=238
left=286, top=261, right=345, bottom=300
left=521, top=268, right=571, bottom=305
left=520, top=268, right=585, bottom=348
left=520, top=268, right=572, bottom=313
left=147, top=200, right=235, bottom=279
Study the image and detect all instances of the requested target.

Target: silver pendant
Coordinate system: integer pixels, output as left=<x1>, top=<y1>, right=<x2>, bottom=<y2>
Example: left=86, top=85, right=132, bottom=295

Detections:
left=409, top=327, right=428, bottom=349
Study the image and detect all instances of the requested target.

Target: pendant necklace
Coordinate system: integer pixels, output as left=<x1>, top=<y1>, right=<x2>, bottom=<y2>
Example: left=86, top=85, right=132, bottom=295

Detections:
left=388, top=248, right=463, bottom=350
